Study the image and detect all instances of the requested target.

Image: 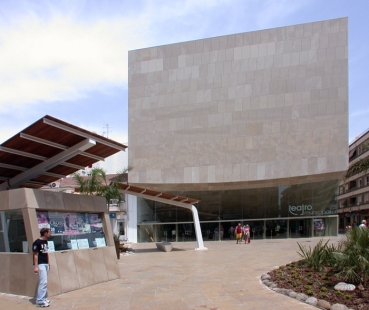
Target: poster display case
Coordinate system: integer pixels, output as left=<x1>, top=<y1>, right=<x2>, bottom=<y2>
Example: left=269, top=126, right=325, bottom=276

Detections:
left=36, top=211, right=106, bottom=251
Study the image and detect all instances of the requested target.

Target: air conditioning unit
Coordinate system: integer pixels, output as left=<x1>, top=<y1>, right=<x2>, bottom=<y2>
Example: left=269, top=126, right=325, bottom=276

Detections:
left=50, top=182, right=60, bottom=188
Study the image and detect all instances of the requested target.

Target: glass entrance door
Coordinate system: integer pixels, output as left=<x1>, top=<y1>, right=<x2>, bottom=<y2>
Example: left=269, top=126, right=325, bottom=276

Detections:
left=289, top=219, right=312, bottom=238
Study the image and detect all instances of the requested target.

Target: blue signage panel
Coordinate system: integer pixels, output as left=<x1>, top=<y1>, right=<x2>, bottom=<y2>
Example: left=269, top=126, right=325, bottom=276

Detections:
left=109, top=213, right=116, bottom=219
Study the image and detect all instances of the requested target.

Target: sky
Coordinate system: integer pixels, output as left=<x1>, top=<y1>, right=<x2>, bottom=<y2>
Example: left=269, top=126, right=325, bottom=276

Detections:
left=0, top=0, right=368, bottom=173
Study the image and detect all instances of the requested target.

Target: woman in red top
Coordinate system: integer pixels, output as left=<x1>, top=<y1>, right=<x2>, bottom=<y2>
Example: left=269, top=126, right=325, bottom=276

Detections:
left=235, top=223, right=242, bottom=244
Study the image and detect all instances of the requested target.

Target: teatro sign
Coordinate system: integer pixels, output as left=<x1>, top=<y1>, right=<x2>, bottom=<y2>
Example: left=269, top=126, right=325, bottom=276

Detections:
left=289, top=204, right=337, bottom=216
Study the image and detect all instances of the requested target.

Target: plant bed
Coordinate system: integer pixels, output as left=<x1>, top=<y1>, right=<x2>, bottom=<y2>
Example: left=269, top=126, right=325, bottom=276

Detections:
left=269, top=261, right=369, bottom=309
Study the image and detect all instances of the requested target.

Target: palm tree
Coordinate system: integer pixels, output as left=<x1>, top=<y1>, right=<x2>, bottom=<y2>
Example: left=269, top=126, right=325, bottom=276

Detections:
left=72, top=167, right=130, bottom=210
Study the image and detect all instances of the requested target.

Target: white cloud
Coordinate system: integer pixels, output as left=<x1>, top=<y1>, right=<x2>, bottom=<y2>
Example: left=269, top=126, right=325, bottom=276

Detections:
left=350, top=108, right=369, bottom=118
left=0, top=13, right=147, bottom=112
left=0, top=0, right=310, bottom=113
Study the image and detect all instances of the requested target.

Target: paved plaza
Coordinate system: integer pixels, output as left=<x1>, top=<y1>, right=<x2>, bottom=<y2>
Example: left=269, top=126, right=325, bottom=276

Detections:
left=0, top=236, right=341, bottom=309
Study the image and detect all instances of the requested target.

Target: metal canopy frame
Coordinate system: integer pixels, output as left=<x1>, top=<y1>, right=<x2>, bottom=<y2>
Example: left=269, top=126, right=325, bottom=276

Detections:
left=119, top=184, right=207, bottom=251
left=0, top=115, right=127, bottom=190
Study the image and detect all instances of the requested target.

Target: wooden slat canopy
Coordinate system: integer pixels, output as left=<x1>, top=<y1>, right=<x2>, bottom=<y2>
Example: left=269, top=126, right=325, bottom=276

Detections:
left=0, top=115, right=127, bottom=190
left=119, top=184, right=199, bottom=205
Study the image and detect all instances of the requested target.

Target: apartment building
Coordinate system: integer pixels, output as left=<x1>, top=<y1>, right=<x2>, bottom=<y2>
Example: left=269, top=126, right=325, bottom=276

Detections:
left=338, top=129, right=369, bottom=230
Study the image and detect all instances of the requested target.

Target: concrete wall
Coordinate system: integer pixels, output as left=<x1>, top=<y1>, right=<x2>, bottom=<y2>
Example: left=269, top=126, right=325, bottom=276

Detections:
left=0, top=189, right=119, bottom=297
left=128, top=18, right=348, bottom=191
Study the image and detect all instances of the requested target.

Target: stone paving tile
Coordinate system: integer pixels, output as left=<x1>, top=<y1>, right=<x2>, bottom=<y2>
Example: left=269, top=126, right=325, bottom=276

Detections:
left=0, top=237, right=341, bottom=309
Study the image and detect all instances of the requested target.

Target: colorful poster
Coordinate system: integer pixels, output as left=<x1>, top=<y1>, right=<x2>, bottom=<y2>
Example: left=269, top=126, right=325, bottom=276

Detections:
left=77, top=213, right=91, bottom=233
left=313, top=219, right=325, bottom=230
left=64, top=213, right=79, bottom=235
left=36, top=211, right=50, bottom=229
left=48, top=212, right=65, bottom=234
left=89, top=214, right=103, bottom=234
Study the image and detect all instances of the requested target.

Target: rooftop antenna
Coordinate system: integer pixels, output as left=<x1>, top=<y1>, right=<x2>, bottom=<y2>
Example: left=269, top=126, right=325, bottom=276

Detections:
left=103, top=124, right=113, bottom=138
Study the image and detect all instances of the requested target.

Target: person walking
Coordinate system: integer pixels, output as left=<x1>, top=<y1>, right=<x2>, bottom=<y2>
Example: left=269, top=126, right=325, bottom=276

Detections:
left=229, top=226, right=234, bottom=240
left=235, top=223, right=242, bottom=244
left=244, top=224, right=250, bottom=244
left=33, top=228, right=51, bottom=307
left=359, top=220, right=367, bottom=229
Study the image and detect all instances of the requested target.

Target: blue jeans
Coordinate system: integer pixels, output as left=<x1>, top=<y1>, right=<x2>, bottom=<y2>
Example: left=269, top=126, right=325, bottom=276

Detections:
left=36, top=264, right=49, bottom=304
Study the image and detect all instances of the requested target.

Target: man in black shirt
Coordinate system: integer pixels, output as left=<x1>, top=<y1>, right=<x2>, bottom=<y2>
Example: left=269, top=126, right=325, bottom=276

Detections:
left=33, top=228, right=51, bottom=307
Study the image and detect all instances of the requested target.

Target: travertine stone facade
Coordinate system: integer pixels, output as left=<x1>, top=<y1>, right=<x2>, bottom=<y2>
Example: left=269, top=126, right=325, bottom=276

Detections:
left=128, top=18, right=348, bottom=190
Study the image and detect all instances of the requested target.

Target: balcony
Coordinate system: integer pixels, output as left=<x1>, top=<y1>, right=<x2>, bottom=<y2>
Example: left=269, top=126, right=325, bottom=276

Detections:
left=108, top=202, right=127, bottom=213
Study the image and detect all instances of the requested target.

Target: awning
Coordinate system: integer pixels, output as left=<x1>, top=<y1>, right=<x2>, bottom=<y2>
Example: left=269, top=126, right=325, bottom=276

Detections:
left=118, top=183, right=206, bottom=250
left=0, top=115, right=127, bottom=190
left=119, top=184, right=199, bottom=205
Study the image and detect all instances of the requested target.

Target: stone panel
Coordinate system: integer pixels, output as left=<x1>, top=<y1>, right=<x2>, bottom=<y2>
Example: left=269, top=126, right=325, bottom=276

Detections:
left=102, top=246, right=120, bottom=280
left=54, top=251, right=80, bottom=293
left=48, top=252, right=63, bottom=296
left=0, top=191, right=9, bottom=210
left=89, top=247, right=109, bottom=283
left=9, top=253, right=28, bottom=295
left=0, top=254, right=11, bottom=293
left=79, top=195, right=94, bottom=212
left=62, top=193, right=81, bottom=212
left=73, top=249, right=95, bottom=288
left=9, top=188, right=27, bottom=210
left=44, top=191, right=64, bottom=210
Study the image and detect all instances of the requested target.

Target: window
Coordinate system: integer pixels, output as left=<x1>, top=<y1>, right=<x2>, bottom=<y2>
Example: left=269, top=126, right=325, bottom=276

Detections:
left=339, top=187, right=343, bottom=194
left=366, top=176, right=369, bottom=185
left=36, top=211, right=106, bottom=251
left=358, top=179, right=362, bottom=187
left=0, top=210, right=27, bottom=253
left=365, top=194, right=369, bottom=203
left=358, top=196, right=362, bottom=204
left=349, top=180, right=356, bottom=190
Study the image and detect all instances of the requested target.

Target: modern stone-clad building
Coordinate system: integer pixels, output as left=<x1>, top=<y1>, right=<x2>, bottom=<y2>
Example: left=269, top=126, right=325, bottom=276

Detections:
left=128, top=18, right=348, bottom=242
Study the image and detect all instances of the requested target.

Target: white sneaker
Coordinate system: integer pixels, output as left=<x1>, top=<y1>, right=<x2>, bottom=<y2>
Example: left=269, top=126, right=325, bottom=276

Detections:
left=46, top=299, right=50, bottom=303
left=37, top=301, right=50, bottom=307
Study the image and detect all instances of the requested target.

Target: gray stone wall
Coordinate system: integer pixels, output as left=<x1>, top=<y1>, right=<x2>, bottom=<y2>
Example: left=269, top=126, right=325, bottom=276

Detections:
left=128, top=18, right=348, bottom=189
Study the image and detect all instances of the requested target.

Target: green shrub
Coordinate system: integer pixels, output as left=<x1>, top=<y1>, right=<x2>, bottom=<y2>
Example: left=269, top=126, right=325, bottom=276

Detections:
left=318, top=293, right=327, bottom=299
left=330, top=227, right=369, bottom=285
left=306, top=289, right=313, bottom=296
left=297, top=239, right=330, bottom=271
left=292, top=281, right=299, bottom=287
left=304, top=285, right=311, bottom=290
left=321, top=286, right=327, bottom=292
left=345, top=294, right=353, bottom=300
left=297, top=260, right=305, bottom=266
left=307, top=280, right=314, bottom=285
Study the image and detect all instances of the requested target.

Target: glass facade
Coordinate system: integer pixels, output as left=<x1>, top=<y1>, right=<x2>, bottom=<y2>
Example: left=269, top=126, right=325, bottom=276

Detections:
left=36, top=211, right=107, bottom=251
left=0, top=210, right=27, bottom=252
left=137, top=180, right=339, bottom=242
